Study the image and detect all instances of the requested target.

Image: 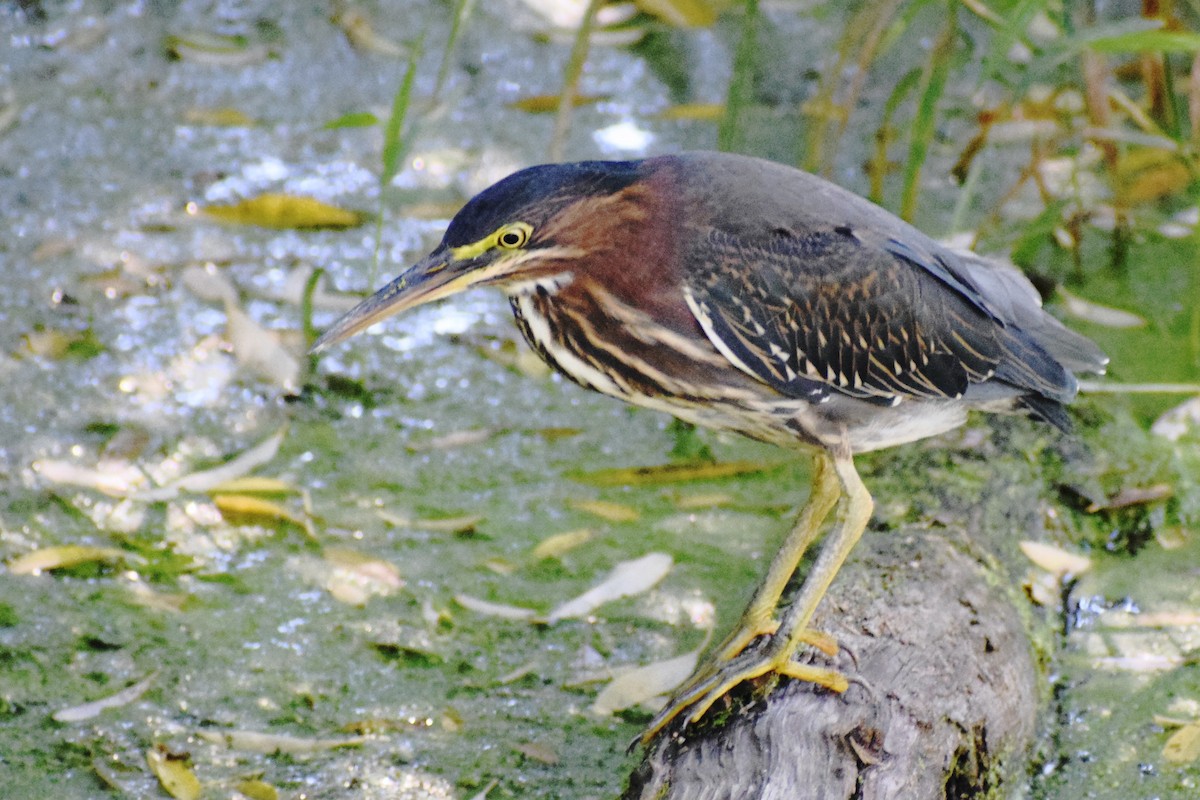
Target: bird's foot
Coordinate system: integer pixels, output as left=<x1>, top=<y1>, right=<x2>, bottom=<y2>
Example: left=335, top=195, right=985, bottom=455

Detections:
left=638, top=629, right=848, bottom=746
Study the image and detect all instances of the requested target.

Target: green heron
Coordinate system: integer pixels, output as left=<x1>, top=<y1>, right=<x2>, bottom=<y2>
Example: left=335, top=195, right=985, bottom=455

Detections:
left=312, top=151, right=1106, bottom=742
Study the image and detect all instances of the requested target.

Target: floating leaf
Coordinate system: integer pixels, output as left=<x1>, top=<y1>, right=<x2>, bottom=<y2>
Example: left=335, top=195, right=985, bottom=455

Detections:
left=655, top=103, right=723, bottom=121
left=1019, top=541, right=1092, bottom=578
left=32, top=458, right=147, bottom=496
left=635, top=0, right=722, bottom=27
left=590, top=650, right=698, bottom=715
left=454, top=594, right=537, bottom=621
left=235, top=780, right=279, bottom=800
left=1058, top=287, right=1146, bottom=329
left=146, top=746, right=201, bottom=800
left=165, top=31, right=269, bottom=64
left=213, top=494, right=307, bottom=529
left=324, top=111, right=379, bottom=129
left=674, top=492, right=734, bottom=509
left=8, top=545, right=143, bottom=576
left=23, top=326, right=104, bottom=360
left=379, top=511, right=483, bottom=534
left=1152, top=396, right=1200, bottom=442
left=320, top=547, right=403, bottom=606
left=1163, top=723, right=1200, bottom=764
left=332, top=7, right=407, bottom=57
left=513, top=741, right=560, bottom=765
left=569, top=498, right=640, bottom=523
left=508, top=93, right=608, bottom=113
left=532, top=529, right=593, bottom=560
left=181, top=107, right=255, bottom=126
left=53, top=673, right=157, bottom=722
left=546, top=552, right=672, bottom=622
left=573, top=460, right=775, bottom=486
left=135, top=430, right=285, bottom=502
left=197, top=730, right=367, bottom=754
left=1086, top=483, right=1173, bottom=512
left=202, top=194, right=366, bottom=230
left=207, top=476, right=297, bottom=495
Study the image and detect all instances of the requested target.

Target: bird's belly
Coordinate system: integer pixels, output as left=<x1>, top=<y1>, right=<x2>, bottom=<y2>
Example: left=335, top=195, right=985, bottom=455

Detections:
left=510, top=293, right=969, bottom=454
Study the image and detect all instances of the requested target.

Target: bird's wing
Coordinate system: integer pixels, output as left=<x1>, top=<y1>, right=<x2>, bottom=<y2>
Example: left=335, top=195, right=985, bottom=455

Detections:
left=682, top=227, right=1015, bottom=404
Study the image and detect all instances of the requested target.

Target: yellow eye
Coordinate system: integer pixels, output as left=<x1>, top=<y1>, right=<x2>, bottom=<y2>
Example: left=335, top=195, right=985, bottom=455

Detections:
left=496, top=223, right=531, bottom=249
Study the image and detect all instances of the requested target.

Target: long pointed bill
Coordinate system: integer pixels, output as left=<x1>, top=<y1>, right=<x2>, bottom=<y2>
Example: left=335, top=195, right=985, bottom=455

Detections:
left=311, top=250, right=481, bottom=353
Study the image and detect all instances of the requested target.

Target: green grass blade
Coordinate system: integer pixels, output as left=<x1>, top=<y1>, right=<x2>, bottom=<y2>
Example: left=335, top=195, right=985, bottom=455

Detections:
left=900, top=1, right=957, bottom=223
left=718, top=0, right=759, bottom=153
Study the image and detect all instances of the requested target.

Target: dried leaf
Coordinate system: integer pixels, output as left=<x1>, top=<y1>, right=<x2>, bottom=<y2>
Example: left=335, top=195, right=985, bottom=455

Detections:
left=32, top=458, right=147, bottom=496
left=573, top=460, right=774, bottom=486
left=235, top=780, right=279, bottom=800
left=321, top=547, right=403, bottom=605
left=532, top=529, right=593, bottom=560
left=197, top=730, right=368, bottom=753
left=146, top=746, right=201, bottom=800
left=590, top=650, right=698, bottom=715
left=569, top=499, right=640, bottom=523
left=181, top=107, right=255, bottom=126
left=454, top=594, right=537, bottom=621
left=202, top=194, right=365, bottom=230
left=332, top=7, right=407, bottom=57
left=655, top=103, right=723, bottom=121
left=634, top=0, right=721, bottom=27
left=674, top=492, right=734, bottom=509
left=213, top=494, right=307, bottom=528
left=508, top=93, right=608, bottom=113
left=8, top=545, right=143, bottom=576
left=513, top=741, right=560, bottom=765
left=53, top=673, right=157, bottom=722
left=1152, top=396, right=1200, bottom=441
left=409, top=428, right=497, bottom=451
left=165, top=31, right=269, bottom=65
left=1086, top=483, right=1173, bottom=512
left=546, top=553, right=672, bottom=622
left=1019, top=541, right=1092, bottom=578
left=207, top=476, right=297, bottom=495
left=1164, top=723, right=1200, bottom=764
left=135, top=430, right=285, bottom=501
left=379, top=511, right=483, bottom=534
left=1058, top=287, right=1146, bottom=329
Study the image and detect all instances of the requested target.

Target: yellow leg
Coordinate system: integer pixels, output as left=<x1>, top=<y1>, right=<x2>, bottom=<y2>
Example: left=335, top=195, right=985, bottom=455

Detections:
left=705, top=451, right=841, bottom=664
left=640, top=448, right=873, bottom=744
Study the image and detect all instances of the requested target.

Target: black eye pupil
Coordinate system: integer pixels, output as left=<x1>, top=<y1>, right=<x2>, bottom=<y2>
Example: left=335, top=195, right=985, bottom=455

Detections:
left=501, top=231, right=522, bottom=246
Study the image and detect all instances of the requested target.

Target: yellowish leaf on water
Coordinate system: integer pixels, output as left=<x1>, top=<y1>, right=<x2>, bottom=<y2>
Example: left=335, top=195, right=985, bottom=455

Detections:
left=207, top=476, right=297, bottom=495
left=1019, top=541, right=1092, bottom=578
left=213, top=494, right=306, bottom=528
left=378, top=510, right=483, bottom=534
left=201, top=194, right=366, bottom=230
left=1058, top=287, right=1146, bottom=329
left=532, top=529, right=593, bottom=560
left=235, top=779, right=279, bottom=800
left=573, top=460, right=775, bottom=486
left=674, top=492, right=734, bottom=509
left=508, top=93, right=608, bottom=114
left=1164, top=723, right=1200, bottom=764
left=513, top=741, right=560, bottom=765
left=569, top=499, right=640, bottom=523
left=165, top=31, right=269, bottom=66
left=635, top=0, right=722, bottom=27
left=146, top=746, right=201, bottom=800
left=182, top=106, right=255, bottom=126
left=332, top=6, right=407, bottom=57
left=135, top=429, right=286, bottom=502
left=8, top=545, right=143, bottom=576
left=454, top=594, right=537, bottom=621
left=590, top=650, right=698, bottom=715
left=655, top=102, right=723, bottom=121
left=54, top=673, right=157, bottom=722
left=546, top=553, right=672, bottom=622
left=197, top=730, right=367, bottom=753
left=1086, top=483, right=1173, bottom=512
left=320, top=547, right=403, bottom=606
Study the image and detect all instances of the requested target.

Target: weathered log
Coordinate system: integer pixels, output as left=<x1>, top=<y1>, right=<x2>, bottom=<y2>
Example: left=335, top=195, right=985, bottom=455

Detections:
left=625, top=527, right=1042, bottom=800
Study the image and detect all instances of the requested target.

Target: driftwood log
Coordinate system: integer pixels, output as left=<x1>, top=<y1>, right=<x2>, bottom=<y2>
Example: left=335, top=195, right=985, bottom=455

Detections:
left=625, top=525, right=1045, bottom=800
